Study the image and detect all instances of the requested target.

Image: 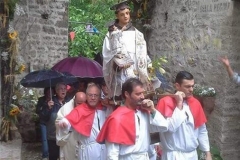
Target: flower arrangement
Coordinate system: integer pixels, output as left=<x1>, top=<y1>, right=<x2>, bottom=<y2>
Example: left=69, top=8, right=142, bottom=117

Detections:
left=6, top=25, right=21, bottom=73
left=14, top=63, right=26, bottom=74
left=147, top=56, right=168, bottom=85
left=9, top=104, right=20, bottom=117
left=0, top=84, right=39, bottom=141
left=8, top=30, right=18, bottom=40
left=0, top=104, right=21, bottom=141
left=193, top=84, right=216, bottom=97
left=12, top=83, right=39, bottom=112
left=148, top=56, right=168, bottom=76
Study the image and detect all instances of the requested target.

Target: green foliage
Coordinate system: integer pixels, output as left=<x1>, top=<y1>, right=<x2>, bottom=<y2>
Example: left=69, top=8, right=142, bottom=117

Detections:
left=68, top=0, right=118, bottom=58
left=198, top=146, right=223, bottom=160
left=12, top=83, right=39, bottom=111
left=210, top=146, right=223, bottom=160
left=6, top=0, right=18, bottom=20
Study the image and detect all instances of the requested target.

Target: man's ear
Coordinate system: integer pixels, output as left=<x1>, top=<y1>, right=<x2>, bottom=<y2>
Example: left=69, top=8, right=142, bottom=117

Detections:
left=175, top=83, right=180, bottom=90
left=124, top=91, right=130, bottom=98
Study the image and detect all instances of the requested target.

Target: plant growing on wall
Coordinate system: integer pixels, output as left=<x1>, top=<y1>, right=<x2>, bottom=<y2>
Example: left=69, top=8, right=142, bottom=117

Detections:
left=0, top=0, right=18, bottom=28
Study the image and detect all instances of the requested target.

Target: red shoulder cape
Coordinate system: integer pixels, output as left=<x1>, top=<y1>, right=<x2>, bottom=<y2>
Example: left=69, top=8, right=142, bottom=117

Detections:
left=156, top=96, right=207, bottom=128
left=96, top=106, right=136, bottom=145
left=65, top=102, right=103, bottom=137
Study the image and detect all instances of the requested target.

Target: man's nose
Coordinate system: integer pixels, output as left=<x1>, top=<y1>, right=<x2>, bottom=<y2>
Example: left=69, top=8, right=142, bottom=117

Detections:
left=140, top=93, right=145, bottom=99
left=189, top=87, right=193, bottom=92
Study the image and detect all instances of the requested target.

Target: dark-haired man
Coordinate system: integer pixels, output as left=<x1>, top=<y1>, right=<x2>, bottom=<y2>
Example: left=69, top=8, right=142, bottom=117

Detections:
left=97, top=78, right=168, bottom=159
left=157, top=71, right=212, bottom=160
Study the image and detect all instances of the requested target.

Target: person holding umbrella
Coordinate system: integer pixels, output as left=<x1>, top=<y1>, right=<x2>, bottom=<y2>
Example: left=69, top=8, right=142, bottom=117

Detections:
left=42, top=82, right=70, bottom=160
left=20, top=69, right=77, bottom=160
left=36, top=87, right=55, bottom=160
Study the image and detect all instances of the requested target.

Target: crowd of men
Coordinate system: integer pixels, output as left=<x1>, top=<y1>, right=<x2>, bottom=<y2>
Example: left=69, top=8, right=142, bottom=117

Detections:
left=36, top=71, right=213, bottom=160
left=36, top=1, right=240, bottom=160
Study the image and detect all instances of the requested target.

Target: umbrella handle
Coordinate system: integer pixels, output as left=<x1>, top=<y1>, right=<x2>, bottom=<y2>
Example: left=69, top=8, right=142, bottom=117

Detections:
left=50, top=79, right=52, bottom=101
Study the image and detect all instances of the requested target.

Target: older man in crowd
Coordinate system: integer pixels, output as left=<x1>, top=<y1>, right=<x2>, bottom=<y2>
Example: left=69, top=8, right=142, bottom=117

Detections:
left=58, top=83, right=110, bottom=160
left=43, top=82, right=69, bottom=160
left=56, top=92, right=87, bottom=160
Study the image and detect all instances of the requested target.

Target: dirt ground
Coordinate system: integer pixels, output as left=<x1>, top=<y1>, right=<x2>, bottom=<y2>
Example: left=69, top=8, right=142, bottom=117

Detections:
left=21, top=142, right=162, bottom=160
left=21, top=142, right=42, bottom=160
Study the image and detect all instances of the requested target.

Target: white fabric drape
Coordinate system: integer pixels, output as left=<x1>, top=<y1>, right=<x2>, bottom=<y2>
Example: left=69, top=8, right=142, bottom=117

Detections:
left=59, top=109, right=110, bottom=160
left=102, top=29, right=160, bottom=97
left=160, top=102, right=210, bottom=160
left=56, top=98, right=79, bottom=160
left=105, top=110, right=168, bottom=160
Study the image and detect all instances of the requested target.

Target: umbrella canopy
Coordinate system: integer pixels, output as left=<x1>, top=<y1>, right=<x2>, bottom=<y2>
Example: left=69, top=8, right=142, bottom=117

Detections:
left=20, top=69, right=78, bottom=88
left=52, top=57, right=103, bottom=78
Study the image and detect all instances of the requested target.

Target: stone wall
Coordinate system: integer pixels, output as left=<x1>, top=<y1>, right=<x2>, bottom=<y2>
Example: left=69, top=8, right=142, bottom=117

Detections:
left=10, top=0, right=69, bottom=141
left=148, top=0, right=240, bottom=159
left=0, top=68, right=1, bottom=119
left=13, top=0, right=69, bottom=81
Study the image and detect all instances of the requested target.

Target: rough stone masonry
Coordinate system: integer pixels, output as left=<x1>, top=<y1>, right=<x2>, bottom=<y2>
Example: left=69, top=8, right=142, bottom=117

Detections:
left=147, top=0, right=240, bottom=159
left=13, top=0, right=69, bottom=82
left=5, top=0, right=240, bottom=159
left=6, top=0, right=69, bottom=142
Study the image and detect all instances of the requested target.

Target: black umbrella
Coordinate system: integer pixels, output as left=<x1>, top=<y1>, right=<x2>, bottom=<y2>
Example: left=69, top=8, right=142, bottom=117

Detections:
left=20, top=69, right=78, bottom=88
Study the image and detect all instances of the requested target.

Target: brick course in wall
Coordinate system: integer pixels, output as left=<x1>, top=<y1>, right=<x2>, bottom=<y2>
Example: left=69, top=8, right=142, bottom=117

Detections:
left=148, top=0, right=240, bottom=159
left=13, top=0, right=69, bottom=82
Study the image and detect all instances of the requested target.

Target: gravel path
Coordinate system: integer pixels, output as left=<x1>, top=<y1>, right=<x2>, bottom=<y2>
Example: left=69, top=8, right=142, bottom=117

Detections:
left=21, top=142, right=42, bottom=160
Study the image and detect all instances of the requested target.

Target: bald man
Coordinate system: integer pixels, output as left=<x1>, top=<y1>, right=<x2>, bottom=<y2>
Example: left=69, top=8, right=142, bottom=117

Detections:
left=74, top=92, right=87, bottom=106
left=56, top=92, right=86, bottom=160
left=58, top=83, right=109, bottom=160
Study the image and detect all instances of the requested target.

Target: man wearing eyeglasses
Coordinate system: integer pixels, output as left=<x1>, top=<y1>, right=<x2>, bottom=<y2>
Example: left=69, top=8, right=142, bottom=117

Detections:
left=56, top=92, right=86, bottom=160
left=58, top=83, right=110, bottom=160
